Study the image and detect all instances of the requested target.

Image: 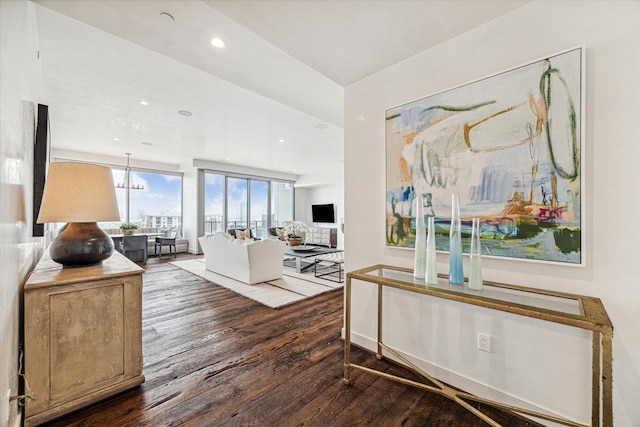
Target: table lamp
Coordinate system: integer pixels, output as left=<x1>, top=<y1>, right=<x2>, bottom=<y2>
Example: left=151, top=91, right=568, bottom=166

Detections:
left=37, top=162, right=121, bottom=267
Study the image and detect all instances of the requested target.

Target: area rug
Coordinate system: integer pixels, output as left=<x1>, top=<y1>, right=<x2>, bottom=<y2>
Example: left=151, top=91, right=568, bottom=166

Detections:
left=170, top=258, right=342, bottom=309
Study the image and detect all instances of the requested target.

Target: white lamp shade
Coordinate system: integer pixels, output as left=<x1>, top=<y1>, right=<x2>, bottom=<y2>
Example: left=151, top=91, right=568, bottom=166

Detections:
left=37, top=162, right=121, bottom=223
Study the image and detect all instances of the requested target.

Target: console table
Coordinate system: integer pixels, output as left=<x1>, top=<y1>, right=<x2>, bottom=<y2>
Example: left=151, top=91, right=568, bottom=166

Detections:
left=305, top=227, right=337, bottom=248
left=344, top=265, right=613, bottom=427
left=24, top=251, right=145, bottom=426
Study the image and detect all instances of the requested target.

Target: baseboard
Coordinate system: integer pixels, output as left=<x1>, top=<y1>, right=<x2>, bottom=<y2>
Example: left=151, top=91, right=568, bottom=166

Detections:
left=341, top=328, right=569, bottom=427
left=8, top=409, right=22, bottom=427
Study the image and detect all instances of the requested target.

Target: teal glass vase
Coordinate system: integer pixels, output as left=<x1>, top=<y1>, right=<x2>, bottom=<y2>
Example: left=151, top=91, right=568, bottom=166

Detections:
left=468, top=217, right=483, bottom=290
left=449, top=194, right=464, bottom=285
left=426, top=215, right=438, bottom=285
left=413, top=193, right=426, bottom=279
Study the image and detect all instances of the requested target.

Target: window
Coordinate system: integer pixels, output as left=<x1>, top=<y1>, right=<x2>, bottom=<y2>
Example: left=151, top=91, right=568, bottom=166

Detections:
left=203, top=171, right=294, bottom=236
left=271, top=181, right=294, bottom=228
left=102, top=168, right=183, bottom=229
left=251, top=180, right=268, bottom=238
left=204, top=173, right=224, bottom=234
left=227, top=177, right=248, bottom=230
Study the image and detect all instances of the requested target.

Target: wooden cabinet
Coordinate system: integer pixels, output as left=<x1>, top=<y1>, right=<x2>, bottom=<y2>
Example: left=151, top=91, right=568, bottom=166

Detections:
left=23, top=251, right=145, bottom=426
left=304, top=227, right=337, bottom=248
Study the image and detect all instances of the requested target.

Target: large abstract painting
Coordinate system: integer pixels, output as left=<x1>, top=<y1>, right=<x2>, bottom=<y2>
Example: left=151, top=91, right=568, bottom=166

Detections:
left=385, top=47, right=583, bottom=264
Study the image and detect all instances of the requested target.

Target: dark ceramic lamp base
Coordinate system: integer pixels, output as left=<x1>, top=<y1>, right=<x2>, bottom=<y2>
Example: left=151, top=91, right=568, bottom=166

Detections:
left=50, top=222, right=114, bottom=267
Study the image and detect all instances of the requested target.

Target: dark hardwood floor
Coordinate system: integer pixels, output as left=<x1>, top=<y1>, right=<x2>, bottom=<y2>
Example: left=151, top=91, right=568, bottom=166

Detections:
left=43, top=253, right=541, bottom=427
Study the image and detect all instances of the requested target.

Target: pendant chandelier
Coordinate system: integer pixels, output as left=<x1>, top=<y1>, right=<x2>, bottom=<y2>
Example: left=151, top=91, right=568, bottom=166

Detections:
left=116, top=153, right=144, bottom=190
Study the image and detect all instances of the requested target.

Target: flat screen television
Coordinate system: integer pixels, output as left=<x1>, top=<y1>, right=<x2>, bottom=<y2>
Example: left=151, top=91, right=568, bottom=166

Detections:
left=311, top=203, right=335, bottom=223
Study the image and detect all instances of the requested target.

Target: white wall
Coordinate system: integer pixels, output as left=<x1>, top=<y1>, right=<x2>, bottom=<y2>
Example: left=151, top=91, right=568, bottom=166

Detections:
left=344, top=1, right=639, bottom=425
left=182, top=160, right=200, bottom=253
left=297, top=163, right=345, bottom=248
left=0, top=2, right=45, bottom=426
left=294, top=186, right=310, bottom=223
left=51, top=149, right=181, bottom=173
left=299, top=184, right=344, bottom=249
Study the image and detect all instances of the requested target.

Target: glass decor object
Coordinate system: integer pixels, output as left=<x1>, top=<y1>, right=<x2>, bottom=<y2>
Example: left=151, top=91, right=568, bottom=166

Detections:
left=413, top=193, right=426, bottom=279
left=426, top=216, right=438, bottom=285
left=468, top=217, right=483, bottom=290
left=449, top=194, right=464, bottom=285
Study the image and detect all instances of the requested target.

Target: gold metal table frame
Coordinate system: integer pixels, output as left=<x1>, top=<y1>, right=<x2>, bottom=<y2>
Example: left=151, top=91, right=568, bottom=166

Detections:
left=344, top=265, right=613, bottom=427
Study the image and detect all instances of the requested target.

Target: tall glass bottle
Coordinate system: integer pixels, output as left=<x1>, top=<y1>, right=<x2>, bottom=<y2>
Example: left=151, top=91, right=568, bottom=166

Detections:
left=449, top=194, right=464, bottom=285
left=426, top=216, right=438, bottom=285
left=413, top=193, right=426, bottom=279
left=468, top=217, right=483, bottom=290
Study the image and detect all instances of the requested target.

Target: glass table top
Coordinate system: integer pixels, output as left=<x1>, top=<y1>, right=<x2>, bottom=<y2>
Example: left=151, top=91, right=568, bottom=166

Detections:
left=359, top=266, right=583, bottom=316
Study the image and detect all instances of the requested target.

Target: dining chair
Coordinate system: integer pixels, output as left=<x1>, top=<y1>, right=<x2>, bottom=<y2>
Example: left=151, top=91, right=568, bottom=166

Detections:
left=122, top=235, right=148, bottom=263
left=154, top=231, right=177, bottom=259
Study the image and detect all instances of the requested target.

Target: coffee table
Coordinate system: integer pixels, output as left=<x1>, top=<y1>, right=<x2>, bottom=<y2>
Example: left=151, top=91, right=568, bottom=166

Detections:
left=283, top=245, right=342, bottom=273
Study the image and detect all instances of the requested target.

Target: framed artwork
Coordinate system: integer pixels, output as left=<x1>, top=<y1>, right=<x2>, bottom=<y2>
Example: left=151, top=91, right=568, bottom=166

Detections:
left=385, top=47, right=584, bottom=265
left=33, top=104, right=49, bottom=237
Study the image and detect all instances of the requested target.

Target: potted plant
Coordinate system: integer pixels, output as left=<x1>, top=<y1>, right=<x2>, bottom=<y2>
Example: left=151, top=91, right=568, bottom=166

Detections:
left=119, top=223, right=138, bottom=235
left=282, top=220, right=308, bottom=246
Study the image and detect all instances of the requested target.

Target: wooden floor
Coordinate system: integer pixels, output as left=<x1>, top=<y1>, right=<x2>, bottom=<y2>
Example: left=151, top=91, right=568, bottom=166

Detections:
left=44, top=254, right=542, bottom=427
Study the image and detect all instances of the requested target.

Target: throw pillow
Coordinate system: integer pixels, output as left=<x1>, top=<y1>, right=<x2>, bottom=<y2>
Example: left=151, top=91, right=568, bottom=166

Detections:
left=276, top=228, right=285, bottom=240
left=235, top=229, right=250, bottom=239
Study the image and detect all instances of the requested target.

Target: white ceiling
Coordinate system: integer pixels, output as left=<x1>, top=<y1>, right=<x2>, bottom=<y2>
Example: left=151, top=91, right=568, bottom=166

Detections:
left=32, top=0, right=530, bottom=181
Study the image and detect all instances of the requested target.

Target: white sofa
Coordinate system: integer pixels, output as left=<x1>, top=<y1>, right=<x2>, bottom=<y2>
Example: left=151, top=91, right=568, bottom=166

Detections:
left=198, top=232, right=286, bottom=284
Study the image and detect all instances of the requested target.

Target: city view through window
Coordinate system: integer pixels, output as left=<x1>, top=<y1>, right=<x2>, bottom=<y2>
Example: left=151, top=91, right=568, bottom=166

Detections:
left=100, top=168, right=183, bottom=229
left=204, top=172, right=294, bottom=239
left=97, top=168, right=292, bottom=238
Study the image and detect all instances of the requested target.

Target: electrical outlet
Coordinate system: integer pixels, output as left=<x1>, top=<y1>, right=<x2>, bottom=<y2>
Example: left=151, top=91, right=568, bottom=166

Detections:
left=478, top=333, right=491, bottom=352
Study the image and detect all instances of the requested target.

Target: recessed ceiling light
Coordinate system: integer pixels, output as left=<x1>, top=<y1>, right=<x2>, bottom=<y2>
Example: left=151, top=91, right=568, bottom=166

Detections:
left=113, top=138, right=120, bottom=142
left=142, top=142, right=152, bottom=146
left=210, top=38, right=225, bottom=48
left=139, top=100, right=149, bottom=106
left=316, top=123, right=329, bottom=130
left=159, top=12, right=174, bottom=23
left=178, top=110, right=192, bottom=116
left=279, top=139, right=285, bottom=143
